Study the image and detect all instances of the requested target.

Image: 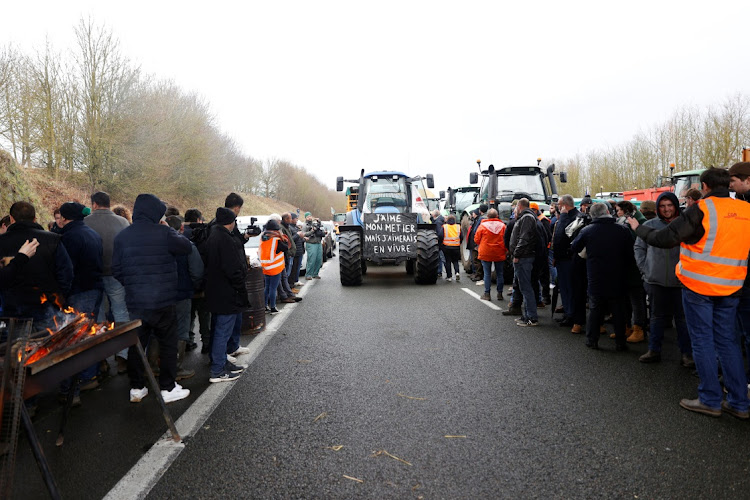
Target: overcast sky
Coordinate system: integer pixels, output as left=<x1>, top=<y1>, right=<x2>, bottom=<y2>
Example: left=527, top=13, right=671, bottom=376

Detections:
left=3, top=1, right=749, bottom=191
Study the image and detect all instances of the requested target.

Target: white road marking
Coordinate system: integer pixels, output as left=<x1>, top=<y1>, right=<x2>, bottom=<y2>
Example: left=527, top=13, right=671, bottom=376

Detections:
left=104, top=268, right=319, bottom=499
left=461, top=287, right=502, bottom=310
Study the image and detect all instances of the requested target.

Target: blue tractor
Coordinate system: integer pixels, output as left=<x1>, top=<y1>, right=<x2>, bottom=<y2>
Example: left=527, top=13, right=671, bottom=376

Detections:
left=336, top=170, right=440, bottom=286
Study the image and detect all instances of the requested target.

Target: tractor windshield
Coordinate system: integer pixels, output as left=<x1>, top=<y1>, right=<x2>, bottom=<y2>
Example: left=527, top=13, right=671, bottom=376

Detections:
left=362, top=176, right=410, bottom=214
left=480, top=174, right=546, bottom=201
left=455, top=191, right=477, bottom=213
left=674, top=175, right=701, bottom=205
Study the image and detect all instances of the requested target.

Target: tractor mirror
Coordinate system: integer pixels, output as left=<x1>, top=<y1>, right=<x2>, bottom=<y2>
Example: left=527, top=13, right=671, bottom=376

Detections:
left=426, top=174, right=434, bottom=189
left=439, top=190, right=445, bottom=200
left=336, top=177, right=344, bottom=191
left=559, top=172, right=568, bottom=183
left=470, top=172, right=478, bottom=185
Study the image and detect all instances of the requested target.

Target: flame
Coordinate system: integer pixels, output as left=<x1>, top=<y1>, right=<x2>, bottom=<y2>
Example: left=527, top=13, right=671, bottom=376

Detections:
left=53, top=294, right=65, bottom=309
left=62, top=307, right=75, bottom=314
left=108, top=322, right=115, bottom=330
left=53, top=316, right=59, bottom=329
left=46, top=328, right=54, bottom=335
left=40, top=294, right=48, bottom=304
left=89, top=326, right=97, bottom=335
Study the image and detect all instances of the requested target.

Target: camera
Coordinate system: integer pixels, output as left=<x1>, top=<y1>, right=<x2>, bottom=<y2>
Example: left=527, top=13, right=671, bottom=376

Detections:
left=245, top=216, right=262, bottom=236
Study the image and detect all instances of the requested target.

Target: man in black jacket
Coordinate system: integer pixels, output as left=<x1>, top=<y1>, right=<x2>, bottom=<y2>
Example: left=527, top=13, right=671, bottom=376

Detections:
left=468, top=204, right=488, bottom=280
left=205, top=207, right=250, bottom=383
left=509, top=198, right=539, bottom=326
left=729, top=162, right=750, bottom=395
left=0, top=201, right=73, bottom=330
left=572, top=203, right=634, bottom=350
left=112, top=194, right=192, bottom=404
left=552, top=195, right=579, bottom=326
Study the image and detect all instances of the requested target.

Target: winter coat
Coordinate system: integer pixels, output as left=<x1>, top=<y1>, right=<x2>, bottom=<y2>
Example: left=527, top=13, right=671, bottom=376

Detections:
left=0, top=252, right=29, bottom=290
left=84, top=208, right=129, bottom=275
left=474, top=218, right=507, bottom=262
left=304, top=221, right=325, bottom=244
left=633, top=192, right=682, bottom=288
left=0, top=221, right=73, bottom=311
left=60, top=219, right=104, bottom=295
left=112, top=194, right=192, bottom=310
left=281, top=222, right=297, bottom=258
left=204, top=224, right=249, bottom=314
left=293, top=225, right=305, bottom=255
left=509, top=209, right=538, bottom=259
left=571, top=216, right=635, bottom=298
left=552, top=207, right=580, bottom=261
left=467, top=214, right=485, bottom=250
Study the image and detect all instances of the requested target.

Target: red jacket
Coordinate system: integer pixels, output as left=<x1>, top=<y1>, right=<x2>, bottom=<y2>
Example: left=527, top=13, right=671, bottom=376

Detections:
left=474, top=218, right=507, bottom=262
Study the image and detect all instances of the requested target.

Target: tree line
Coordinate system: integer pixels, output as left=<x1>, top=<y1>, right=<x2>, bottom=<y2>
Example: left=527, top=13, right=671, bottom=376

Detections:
left=553, top=94, right=750, bottom=197
left=0, top=19, right=344, bottom=218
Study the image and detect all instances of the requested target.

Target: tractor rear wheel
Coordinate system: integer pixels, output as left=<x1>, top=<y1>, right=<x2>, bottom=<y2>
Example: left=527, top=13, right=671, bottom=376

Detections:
left=339, top=231, right=363, bottom=286
left=415, top=229, right=439, bottom=284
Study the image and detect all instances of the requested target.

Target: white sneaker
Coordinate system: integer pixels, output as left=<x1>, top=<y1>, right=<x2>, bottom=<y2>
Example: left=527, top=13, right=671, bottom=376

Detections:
left=229, top=346, right=250, bottom=356
left=129, top=387, right=148, bottom=403
left=476, top=280, right=484, bottom=286
left=226, top=354, right=238, bottom=364
left=445, top=277, right=452, bottom=282
left=161, top=383, right=190, bottom=404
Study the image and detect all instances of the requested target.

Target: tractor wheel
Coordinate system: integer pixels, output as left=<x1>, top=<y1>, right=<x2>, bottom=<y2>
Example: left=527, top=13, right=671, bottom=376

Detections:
left=460, top=213, right=473, bottom=272
left=414, top=228, right=439, bottom=284
left=405, top=259, right=415, bottom=275
left=339, top=231, right=363, bottom=286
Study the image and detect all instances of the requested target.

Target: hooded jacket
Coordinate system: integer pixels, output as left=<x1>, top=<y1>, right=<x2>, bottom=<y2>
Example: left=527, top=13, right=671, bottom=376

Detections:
left=634, top=192, right=682, bottom=288
left=474, top=218, right=507, bottom=262
left=112, top=194, right=192, bottom=310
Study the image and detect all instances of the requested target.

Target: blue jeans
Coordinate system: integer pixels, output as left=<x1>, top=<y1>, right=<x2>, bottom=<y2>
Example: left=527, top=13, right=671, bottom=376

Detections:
left=514, top=257, right=538, bottom=321
left=99, top=275, right=130, bottom=360
left=306, top=243, right=322, bottom=278
left=737, top=282, right=750, bottom=383
left=265, top=273, right=282, bottom=308
left=548, top=250, right=557, bottom=284
left=482, top=260, right=504, bottom=295
left=98, top=276, right=130, bottom=323
left=209, top=312, right=242, bottom=376
left=682, top=288, right=749, bottom=411
left=649, top=285, right=691, bottom=354
left=437, top=250, right=445, bottom=274
left=555, top=259, right=574, bottom=318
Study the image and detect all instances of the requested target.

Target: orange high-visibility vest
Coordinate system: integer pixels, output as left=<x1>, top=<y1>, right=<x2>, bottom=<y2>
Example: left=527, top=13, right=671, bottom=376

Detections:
left=443, top=224, right=460, bottom=246
left=259, top=236, right=285, bottom=276
left=675, top=197, right=750, bottom=296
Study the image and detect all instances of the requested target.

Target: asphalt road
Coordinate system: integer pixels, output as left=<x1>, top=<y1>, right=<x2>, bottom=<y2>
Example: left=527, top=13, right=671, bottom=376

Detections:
left=137, top=259, right=750, bottom=499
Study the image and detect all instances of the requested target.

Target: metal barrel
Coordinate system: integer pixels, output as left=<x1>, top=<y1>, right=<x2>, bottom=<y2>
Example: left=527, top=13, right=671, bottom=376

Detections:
left=242, top=266, right=266, bottom=334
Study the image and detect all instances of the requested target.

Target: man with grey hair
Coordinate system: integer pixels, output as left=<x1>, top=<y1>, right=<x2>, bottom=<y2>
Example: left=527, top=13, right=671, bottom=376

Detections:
left=571, top=202, right=634, bottom=350
left=552, top=195, right=579, bottom=328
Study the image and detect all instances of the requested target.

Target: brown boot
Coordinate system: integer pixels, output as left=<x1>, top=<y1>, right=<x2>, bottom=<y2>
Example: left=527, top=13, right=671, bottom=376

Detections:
left=571, top=324, right=583, bottom=334
left=627, top=325, right=645, bottom=343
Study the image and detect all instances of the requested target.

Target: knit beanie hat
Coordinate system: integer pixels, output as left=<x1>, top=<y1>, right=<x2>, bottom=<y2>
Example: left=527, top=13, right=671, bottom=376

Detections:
left=215, top=207, right=236, bottom=225
left=60, top=202, right=86, bottom=221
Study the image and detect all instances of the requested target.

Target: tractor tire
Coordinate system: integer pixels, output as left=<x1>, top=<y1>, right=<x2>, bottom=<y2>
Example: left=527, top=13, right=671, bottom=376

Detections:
left=405, top=259, right=415, bottom=275
left=339, top=231, right=363, bottom=286
left=460, top=213, right=473, bottom=272
left=414, top=228, right=439, bottom=284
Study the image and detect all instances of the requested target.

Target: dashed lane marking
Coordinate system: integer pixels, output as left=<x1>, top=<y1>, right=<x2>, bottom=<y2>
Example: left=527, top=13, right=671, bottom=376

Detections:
left=104, top=267, right=320, bottom=499
left=461, top=287, right=502, bottom=310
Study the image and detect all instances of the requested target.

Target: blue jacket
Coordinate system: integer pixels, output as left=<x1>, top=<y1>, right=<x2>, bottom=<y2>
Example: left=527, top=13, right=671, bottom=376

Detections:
left=112, top=194, right=192, bottom=310
left=552, top=207, right=580, bottom=261
left=61, top=219, right=104, bottom=295
left=175, top=243, right=205, bottom=301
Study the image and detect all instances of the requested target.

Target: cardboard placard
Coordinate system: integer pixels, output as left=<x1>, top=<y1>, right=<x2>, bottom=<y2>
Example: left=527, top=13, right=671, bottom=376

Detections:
left=363, top=213, right=418, bottom=258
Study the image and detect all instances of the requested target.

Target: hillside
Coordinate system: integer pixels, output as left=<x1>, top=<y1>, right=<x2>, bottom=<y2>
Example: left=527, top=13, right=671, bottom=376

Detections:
left=1, top=152, right=300, bottom=225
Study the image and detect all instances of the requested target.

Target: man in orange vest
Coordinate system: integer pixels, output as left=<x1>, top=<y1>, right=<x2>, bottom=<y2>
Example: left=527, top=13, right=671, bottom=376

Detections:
left=259, top=219, right=288, bottom=315
left=628, top=167, right=750, bottom=419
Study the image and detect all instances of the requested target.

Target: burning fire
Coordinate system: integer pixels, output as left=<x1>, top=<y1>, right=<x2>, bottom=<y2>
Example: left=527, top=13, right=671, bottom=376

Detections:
left=17, top=300, right=117, bottom=366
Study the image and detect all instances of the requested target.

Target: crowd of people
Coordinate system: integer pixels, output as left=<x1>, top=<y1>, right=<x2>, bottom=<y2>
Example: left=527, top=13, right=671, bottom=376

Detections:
left=433, top=164, right=750, bottom=419
left=0, top=191, right=326, bottom=413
